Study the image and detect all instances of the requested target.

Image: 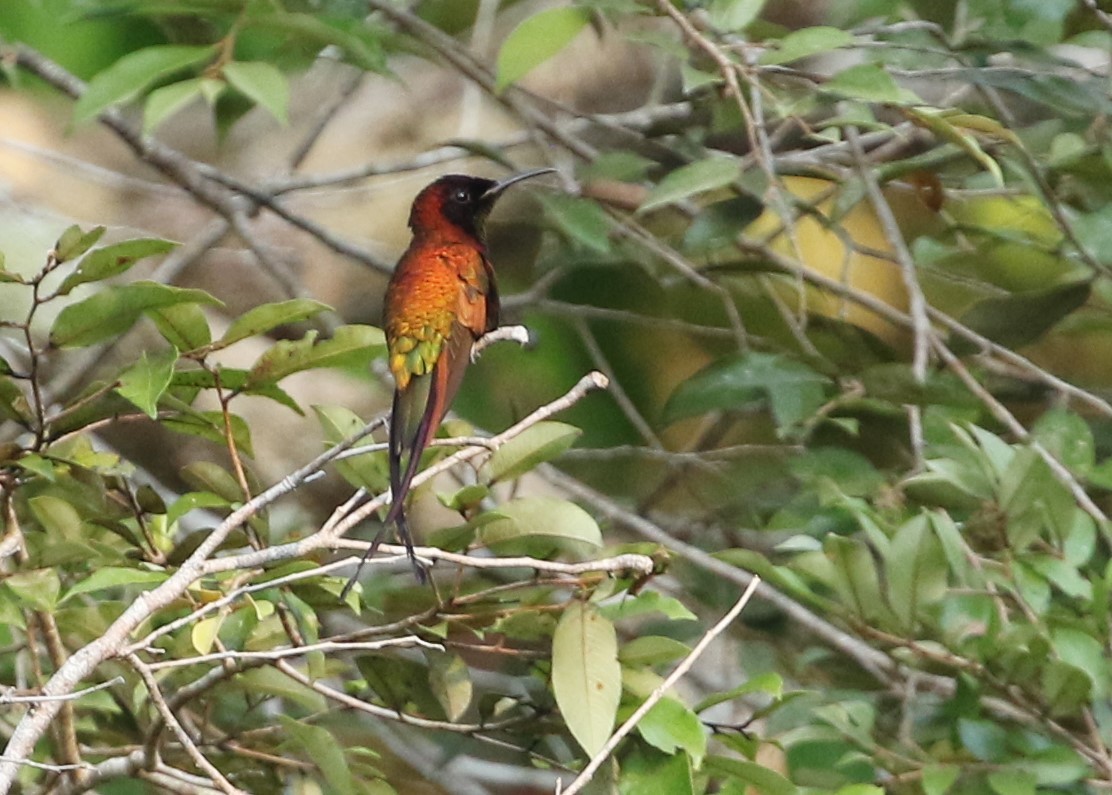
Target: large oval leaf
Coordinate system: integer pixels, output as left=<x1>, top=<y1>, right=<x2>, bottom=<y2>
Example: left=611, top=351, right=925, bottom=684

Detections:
left=478, top=497, right=602, bottom=549
left=552, top=601, right=621, bottom=756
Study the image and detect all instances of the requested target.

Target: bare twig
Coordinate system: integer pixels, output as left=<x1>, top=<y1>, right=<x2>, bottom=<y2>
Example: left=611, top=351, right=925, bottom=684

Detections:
left=128, top=654, right=245, bottom=795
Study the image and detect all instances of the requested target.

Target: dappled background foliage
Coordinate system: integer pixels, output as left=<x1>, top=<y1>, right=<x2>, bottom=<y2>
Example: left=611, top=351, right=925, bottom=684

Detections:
left=2, top=0, right=1112, bottom=793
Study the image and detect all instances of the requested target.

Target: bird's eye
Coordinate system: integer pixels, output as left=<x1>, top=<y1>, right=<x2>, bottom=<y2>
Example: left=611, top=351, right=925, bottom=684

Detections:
left=452, top=188, right=471, bottom=203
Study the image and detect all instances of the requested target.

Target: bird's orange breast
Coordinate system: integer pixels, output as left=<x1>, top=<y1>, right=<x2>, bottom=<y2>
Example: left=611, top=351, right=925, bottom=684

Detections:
left=384, top=241, right=492, bottom=389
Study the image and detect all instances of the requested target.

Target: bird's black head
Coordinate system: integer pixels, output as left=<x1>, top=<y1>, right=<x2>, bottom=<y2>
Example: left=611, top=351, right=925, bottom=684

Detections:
left=408, top=169, right=556, bottom=239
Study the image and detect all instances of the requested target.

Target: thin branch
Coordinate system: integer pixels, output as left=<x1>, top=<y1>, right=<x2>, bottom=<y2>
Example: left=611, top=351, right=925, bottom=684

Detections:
left=274, top=660, right=532, bottom=734
left=128, top=654, right=244, bottom=795
left=145, top=636, right=441, bottom=671
left=0, top=678, right=123, bottom=706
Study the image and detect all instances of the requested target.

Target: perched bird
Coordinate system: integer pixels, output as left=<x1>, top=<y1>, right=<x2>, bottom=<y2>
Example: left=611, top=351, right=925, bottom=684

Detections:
left=342, top=168, right=555, bottom=594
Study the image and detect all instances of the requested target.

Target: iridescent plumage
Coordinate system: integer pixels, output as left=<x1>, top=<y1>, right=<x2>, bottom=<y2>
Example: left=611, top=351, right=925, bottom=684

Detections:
left=342, top=169, right=553, bottom=592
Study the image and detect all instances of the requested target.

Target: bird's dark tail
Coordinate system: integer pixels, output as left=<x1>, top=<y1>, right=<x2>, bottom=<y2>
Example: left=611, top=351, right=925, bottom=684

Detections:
left=340, top=387, right=432, bottom=599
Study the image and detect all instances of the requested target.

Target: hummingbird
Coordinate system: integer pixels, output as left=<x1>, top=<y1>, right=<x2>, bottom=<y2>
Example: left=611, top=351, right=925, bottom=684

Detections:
left=342, top=167, right=555, bottom=595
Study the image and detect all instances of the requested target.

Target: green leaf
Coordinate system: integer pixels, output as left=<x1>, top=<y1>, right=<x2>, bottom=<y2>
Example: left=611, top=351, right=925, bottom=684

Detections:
left=50, top=282, right=222, bottom=348
left=58, top=238, right=178, bottom=296
left=552, top=601, right=621, bottom=756
left=823, top=63, right=921, bottom=105
left=143, top=78, right=206, bottom=133
left=279, top=715, right=356, bottom=795
left=478, top=497, right=602, bottom=549
left=222, top=61, right=289, bottom=124
left=537, top=194, right=612, bottom=254
left=166, top=491, right=230, bottom=527
left=116, top=347, right=178, bottom=419
left=599, top=590, right=697, bottom=622
left=622, top=747, right=694, bottom=795
left=247, top=325, right=385, bottom=385
left=957, top=280, right=1091, bottom=349
left=638, top=697, right=706, bottom=766
left=4, top=569, right=61, bottom=611
left=150, top=302, right=212, bottom=351
left=884, top=515, right=947, bottom=629
left=958, top=718, right=1009, bottom=762
left=73, top=45, right=215, bottom=126
left=218, top=299, right=330, bottom=347
left=29, top=495, right=83, bottom=537
left=619, top=635, right=691, bottom=666
left=663, top=352, right=830, bottom=433
left=639, top=157, right=741, bottom=214
left=54, top=225, right=106, bottom=263
left=1024, top=745, right=1090, bottom=787
left=427, top=651, right=472, bottom=722
left=824, top=535, right=890, bottom=626
left=312, top=405, right=387, bottom=493
left=1053, top=627, right=1107, bottom=698
left=63, top=568, right=172, bottom=604
left=583, top=151, right=656, bottom=182
left=191, top=615, right=223, bottom=655
left=988, top=770, right=1035, bottom=795
left=494, top=6, right=590, bottom=92
left=705, top=756, right=798, bottom=795
left=921, top=765, right=960, bottom=795
left=1032, top=408, right=1094, bottom=474
left=707, top=0, right=766, bottom=31
left=760, top=26, right=853, bottom=65
left=482, top=421, right=581, bottom=484
left=166, top=411, right=253, bottom=457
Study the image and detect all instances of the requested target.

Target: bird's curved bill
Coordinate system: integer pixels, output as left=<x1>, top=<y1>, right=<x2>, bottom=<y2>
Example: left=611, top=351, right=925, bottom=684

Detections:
left=482, top=167, right=557, bottom=199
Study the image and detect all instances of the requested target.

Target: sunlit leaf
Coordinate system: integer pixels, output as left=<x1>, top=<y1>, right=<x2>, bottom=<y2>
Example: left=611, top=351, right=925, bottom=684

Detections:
left=116, top=347, right=177, bottom=419
left=149, top=309, right=210, bottom=360
left=73, top=45, right=215, bottom=125
left=494, top=6, right=590, bottom=92
left=223, top=61, right=289, bottom=123
left=29, top=495, right=83, bottom=537
left=54, top=225, right=106, bottom=263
